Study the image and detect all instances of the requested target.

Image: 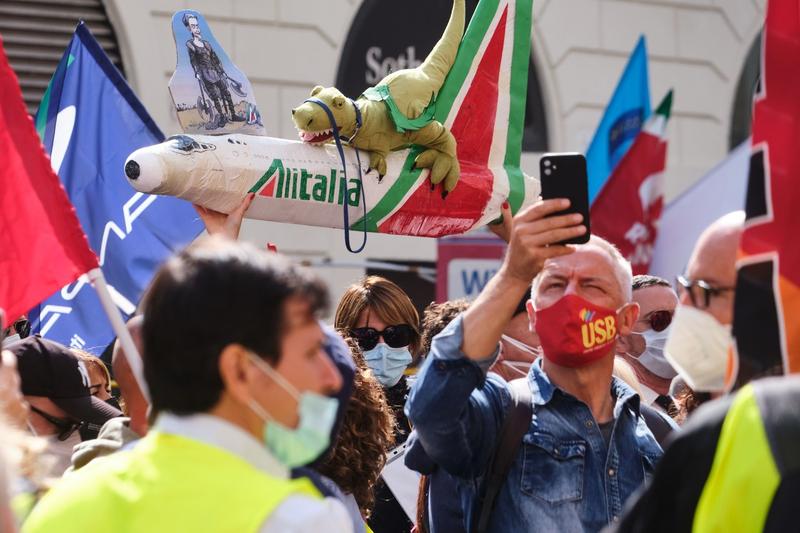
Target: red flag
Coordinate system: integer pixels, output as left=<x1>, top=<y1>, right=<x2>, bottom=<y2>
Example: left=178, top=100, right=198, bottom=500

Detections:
left=591, top=91, right=673, bottom=275
left=0, top=35, right=98, bottom=323
left=732, top=0, right=800, bottom=387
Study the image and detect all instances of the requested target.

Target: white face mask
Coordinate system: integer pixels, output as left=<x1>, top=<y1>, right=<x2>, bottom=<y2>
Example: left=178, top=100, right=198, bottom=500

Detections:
left=500, top=334, right=542, bottom=358
left=664, top=305, right=732, bottom=392
left=501, top=360, right=534, bottom=379
left=499, top=335, right=541, bottom=378
left=634, top=326, right=678, bottom=379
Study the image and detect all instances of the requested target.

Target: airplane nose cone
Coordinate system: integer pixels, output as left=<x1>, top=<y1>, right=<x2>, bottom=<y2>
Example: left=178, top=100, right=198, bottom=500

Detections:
left=124, top=149, right=165, bottom=194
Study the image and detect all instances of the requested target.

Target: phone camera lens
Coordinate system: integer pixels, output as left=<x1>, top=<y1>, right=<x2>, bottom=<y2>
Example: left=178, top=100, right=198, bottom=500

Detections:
left=544, top=168, right=552, bottom=176
left=543, top=160, right=551, bottom=167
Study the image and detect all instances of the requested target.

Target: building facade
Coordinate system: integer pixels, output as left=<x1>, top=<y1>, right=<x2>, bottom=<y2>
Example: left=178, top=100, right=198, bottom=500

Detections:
left=4, top=0, right=765, bottom=309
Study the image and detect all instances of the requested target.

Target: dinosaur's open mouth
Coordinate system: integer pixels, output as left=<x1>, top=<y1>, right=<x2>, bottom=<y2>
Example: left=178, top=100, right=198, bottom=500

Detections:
left=298, top=128, right=334, bottom=144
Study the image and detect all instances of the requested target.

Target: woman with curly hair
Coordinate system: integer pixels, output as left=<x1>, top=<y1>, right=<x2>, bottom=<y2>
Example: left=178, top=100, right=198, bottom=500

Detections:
left=316, top=340, right=395, bottom=525
left=419, top=299, right=470, bottom=359
left=335, top=276, right=421, bottom=533
left=409, top=299, right=470, bottom=533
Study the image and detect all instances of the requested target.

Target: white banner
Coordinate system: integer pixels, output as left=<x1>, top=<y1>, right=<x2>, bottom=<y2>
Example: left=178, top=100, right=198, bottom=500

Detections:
left=650, top=141, right=750, bottom=280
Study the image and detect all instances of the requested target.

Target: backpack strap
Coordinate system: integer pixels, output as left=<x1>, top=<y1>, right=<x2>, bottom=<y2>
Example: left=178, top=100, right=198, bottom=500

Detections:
left=475, top=378, right=533, bottom=533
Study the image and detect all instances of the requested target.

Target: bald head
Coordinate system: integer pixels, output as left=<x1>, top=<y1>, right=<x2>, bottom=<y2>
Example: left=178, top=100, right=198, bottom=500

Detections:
left=112, top=315, right=149, bottom=436
left=683, top=211, right=745, bottom=324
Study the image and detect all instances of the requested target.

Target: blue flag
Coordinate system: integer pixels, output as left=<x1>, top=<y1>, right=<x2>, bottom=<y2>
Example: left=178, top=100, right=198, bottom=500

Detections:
left=29, top=23, right=203, bottom=353
left=585, top=36, right=651, bottom=204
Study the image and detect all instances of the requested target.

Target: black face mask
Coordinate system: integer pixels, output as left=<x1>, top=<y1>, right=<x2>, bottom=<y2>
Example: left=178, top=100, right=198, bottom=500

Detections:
left=105, top=396, right=122, bottom=412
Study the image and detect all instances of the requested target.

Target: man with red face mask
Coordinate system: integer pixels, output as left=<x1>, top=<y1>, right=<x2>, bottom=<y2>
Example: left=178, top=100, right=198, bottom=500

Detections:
left=406, top=200, right=663, bottom=532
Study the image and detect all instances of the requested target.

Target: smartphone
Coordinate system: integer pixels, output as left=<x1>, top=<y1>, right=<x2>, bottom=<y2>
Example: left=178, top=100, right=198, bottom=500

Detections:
left=539, top=152, right=590, bottom=245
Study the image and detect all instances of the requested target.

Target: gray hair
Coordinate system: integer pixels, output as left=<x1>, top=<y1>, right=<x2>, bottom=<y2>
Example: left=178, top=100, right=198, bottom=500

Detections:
left=532, top=235, right=633, bottom=303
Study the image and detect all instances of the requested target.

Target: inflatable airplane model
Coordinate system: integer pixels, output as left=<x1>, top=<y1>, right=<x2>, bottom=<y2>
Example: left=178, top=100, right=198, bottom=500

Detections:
left=125, top=0, right=539, bottom=243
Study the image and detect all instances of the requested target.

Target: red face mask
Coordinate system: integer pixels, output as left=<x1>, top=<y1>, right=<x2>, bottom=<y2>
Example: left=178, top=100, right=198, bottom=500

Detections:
left=535, top=294, right=619, bottom=368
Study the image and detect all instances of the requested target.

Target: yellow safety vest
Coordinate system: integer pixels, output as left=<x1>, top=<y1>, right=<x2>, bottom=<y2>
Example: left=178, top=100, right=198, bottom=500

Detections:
left=693, top=384, right=781, bottom=532
left=23, top=431, right=321, bottom=533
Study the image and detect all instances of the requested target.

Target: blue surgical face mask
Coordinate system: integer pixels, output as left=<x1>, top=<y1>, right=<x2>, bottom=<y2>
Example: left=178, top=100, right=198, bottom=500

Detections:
left=363, top=342, right=412, bottom=387
left=246, top=352, right=339, bottom=468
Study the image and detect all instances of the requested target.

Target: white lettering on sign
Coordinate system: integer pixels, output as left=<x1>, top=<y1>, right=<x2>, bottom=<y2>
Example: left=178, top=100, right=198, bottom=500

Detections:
left=70, top=334, right=87, bottom=350
left=38, top=103, right=153, bottom=340
left=447, top=259, right=502, bottom=300
left=365, top=46, right=422, bottom=84
left=50, top=106, right=76, bottom=175
left=624, top=222, right=649, bottom=245
left=98, top=193, right=157, bottom=266
left=38, top=305, right=72, bottom=337
left=624, top=222, right=654, bottom=267
left=38, top=192, right=156, bottom=337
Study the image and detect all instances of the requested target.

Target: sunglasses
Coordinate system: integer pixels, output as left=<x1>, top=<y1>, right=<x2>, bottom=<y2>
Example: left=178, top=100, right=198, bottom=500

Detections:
left=676, top=275, right=735, bottom=309
left=30, top=405, right=82, bottom=441
left=641, top=310, right=672, bottom=332
left=350, top=324, right=415, bottom=351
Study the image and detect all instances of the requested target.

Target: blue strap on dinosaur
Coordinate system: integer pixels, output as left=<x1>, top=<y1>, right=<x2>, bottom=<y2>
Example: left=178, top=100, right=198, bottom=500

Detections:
left=304, top=97, right=368, bottom=254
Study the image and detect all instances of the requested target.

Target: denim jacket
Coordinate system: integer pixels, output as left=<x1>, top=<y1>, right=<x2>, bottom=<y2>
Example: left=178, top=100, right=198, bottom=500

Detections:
left=406, top=315, right=664, bottom=533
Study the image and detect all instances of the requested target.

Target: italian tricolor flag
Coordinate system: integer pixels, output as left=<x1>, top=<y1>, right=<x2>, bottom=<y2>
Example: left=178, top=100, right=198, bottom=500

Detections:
left=591, top=90, right=673, bottom=275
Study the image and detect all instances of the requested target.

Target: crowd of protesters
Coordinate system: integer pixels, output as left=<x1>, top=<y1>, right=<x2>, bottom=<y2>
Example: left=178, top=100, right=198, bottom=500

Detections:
left=1, top=195, right=797, bottom=533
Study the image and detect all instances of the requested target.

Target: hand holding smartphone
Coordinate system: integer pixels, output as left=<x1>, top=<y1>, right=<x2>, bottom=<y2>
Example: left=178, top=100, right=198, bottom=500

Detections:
left=539, top=153, right=591, bottom=245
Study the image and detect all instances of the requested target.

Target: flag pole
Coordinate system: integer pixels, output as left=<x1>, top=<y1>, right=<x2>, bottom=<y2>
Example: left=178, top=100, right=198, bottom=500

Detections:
left=87, top=267, right=150, bottom=403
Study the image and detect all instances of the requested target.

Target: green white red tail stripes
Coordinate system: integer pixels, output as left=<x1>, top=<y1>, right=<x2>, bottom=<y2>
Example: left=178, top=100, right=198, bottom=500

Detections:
left=353, top=0, right=535, bottom=236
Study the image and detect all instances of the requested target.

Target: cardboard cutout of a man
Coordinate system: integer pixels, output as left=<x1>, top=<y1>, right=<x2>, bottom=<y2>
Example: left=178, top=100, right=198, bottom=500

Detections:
left=182, top=13, right=243, bottom=128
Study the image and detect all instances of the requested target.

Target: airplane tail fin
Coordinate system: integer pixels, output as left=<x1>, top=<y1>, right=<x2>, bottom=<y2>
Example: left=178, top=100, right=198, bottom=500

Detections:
left=437, top=0, right=533, bottom=213
left=355, top=0, right=536, bottom=236
left=419, top=0, right=466, bottom=95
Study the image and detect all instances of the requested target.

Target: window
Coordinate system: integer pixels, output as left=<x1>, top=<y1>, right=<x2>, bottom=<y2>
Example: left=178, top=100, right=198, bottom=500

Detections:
left=0, top=0, right=125, bottom=115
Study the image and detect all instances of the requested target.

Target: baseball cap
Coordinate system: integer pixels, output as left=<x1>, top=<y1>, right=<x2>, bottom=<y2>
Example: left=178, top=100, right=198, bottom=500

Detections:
left=10, top=336, right=122, bottom=425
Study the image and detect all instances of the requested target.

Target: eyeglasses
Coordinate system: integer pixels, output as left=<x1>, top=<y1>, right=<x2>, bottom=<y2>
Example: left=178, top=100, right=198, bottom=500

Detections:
left=641, top=310, right=672, bottom=332
left=350, top=325, right=415, bottom=351
left=29, top=405, right=82, bottom=441
left=676, top=275, right=735, bottom=309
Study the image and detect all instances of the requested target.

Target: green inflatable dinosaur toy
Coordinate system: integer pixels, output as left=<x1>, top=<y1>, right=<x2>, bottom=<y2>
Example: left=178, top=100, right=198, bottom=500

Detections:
left=291, top=0, right=465, bottom=196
